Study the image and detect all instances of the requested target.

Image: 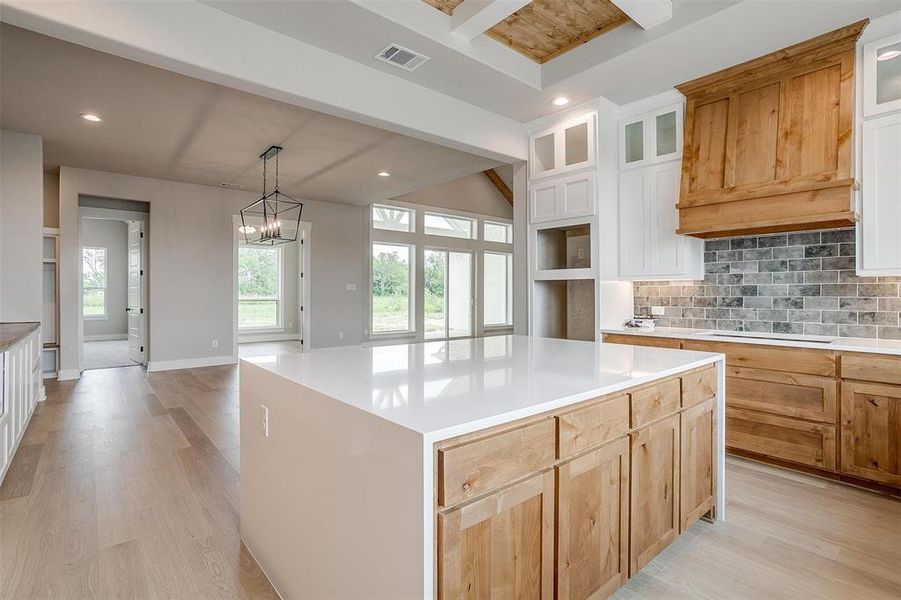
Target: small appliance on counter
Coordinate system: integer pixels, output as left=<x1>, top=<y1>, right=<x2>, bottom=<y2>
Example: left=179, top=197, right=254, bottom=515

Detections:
left=624, top=315, right=657, bottom=331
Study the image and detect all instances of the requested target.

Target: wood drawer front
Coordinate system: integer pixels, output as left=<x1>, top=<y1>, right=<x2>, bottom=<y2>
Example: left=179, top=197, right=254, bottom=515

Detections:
left=682, top=340, right=835, bottom=377
left=556, top=393, right=630, bottom=460
left=726, top=408, right=836, bottom=471
left=631, top=378, right=681, bottom=428
left=726, top=366, right=837, bottom=423
left=840, top=353, right=901, bottom=386
left=681, top=366, right=717, bottom=408
left=840, top=381, right=901, bottom=487
left=603, top=334, right=681, bottom=349
left=438, top=419, right=555, bottom=508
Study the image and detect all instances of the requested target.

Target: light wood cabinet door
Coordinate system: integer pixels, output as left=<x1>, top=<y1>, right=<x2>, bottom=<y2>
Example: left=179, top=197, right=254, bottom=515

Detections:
left=726, top=407, right=836, bottom=470
left=630, top=414, right=680, bottom=575
left=725, top=366, right=837, bottom=423
left=840, top=381, right=901, bottom=487
left=556, top=438, right=629, bottom=599
left=437, top=471, right=555, bottom=599
left=680, top=398, right=716, bottom=531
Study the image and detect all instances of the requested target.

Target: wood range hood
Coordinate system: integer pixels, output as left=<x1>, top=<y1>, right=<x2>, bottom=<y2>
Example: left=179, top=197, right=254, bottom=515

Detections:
left=675, top=20, right=868, bottom=239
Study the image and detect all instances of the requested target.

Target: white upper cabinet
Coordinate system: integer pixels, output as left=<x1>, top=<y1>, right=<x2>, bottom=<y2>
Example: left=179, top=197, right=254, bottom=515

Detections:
left=530, top=170, right=595, bottom=224
left=530, top=113, right=596, bottom=179
left=619, top=103, right=683, bottom=169
left=859, top=113, right=901, bottom=274
left=863, top=31, right=901, bottom=118
left=618, top=162, right=703, bottom=280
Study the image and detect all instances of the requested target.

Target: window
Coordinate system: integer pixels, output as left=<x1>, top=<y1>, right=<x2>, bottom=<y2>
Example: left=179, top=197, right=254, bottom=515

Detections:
left=82, top=247, right=107, bottom=318
left=424, top=249, right=473, bottom=340
left=484, top=221, right=513, bottom=244
left=372, top=243, right=412, bottom=333
left=238, top=246, right=282, bottom=329
left=484, top=252, right=513, bottom=327
left=424, top=212, right=476, bottom=239
left=372, top=204, right=413, bottom=233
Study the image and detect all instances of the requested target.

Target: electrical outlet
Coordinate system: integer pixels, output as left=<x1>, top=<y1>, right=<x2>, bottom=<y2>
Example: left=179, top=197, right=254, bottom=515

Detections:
left=211, top=339, right=219, bottom=349
left=651, top=306, right=665, bottom=316
left=346, top=283, right=357, bottom=291
left=288, top=321, right=293, bottom=329
left=338, top=331, right=344, bottom=340
left=260, top=405, right=269, bottom=437
left=578, top=248, right=585, bottom=260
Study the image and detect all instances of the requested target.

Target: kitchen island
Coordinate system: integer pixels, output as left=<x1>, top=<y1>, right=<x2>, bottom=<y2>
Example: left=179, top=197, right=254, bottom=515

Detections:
left=240, top=335, right=725, bottom=599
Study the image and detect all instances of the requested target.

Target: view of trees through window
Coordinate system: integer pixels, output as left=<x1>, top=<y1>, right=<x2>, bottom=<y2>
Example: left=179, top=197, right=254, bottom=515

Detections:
left=82, top=247, right=107, bottom=317
left=238, top=246, right=280, bottom=329
left=372, top=244, right=411, bottom=332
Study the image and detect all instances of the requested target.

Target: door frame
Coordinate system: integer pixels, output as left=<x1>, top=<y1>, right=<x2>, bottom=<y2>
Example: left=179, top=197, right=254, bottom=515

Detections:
left=422, top=246, right=475, bottom=341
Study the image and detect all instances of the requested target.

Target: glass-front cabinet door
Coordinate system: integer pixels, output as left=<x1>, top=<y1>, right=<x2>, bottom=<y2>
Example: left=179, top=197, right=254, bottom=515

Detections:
left=623, top=119, right=645, bottom=166
left=530, top=113, right=595, bottom=179
left=864, top=32, right=901, bottom=117
left=620, top=103, right=683, bottom=168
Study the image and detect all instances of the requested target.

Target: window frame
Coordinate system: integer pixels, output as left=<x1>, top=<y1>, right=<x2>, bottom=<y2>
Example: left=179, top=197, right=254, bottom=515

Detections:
left=483, top=220, right=514, bottom=244
left=237, top=243, right=284, bottom=332
left=372, top=204, right=415, bottom=234
left=483, top=251, right=514, bottom=329
left=370, top=241, right=415, bottom=336
left=423, top=211, right=477, bottom=240
left=82, top=246, right=108, bottom=320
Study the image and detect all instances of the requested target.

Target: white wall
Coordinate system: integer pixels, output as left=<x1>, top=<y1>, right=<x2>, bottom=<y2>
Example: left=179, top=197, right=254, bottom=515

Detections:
left=81, top=217, right=128, bottom=338
left=391, top=172, right=513, bottom=219
left=57, top=167, right=364, bottom=377
left=0, top=130, right=43, bottom=323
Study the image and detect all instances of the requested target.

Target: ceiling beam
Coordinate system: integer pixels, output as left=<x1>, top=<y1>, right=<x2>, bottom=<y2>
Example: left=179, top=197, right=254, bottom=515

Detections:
left=609, top=0, right=672, bottom=29
left=451, top=0, right=531, bottom=41
left=483, top=169, right=513, bottom=205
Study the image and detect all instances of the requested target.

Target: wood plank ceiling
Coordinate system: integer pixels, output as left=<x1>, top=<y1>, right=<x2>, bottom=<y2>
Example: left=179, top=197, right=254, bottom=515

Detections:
left=422, top=0, right=632, bottom=63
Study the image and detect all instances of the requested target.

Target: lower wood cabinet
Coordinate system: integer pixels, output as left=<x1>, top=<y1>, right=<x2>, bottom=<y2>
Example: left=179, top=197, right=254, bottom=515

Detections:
left=437, top=470, right=555, bottom=599
left=840, top=381, right=901, bottom=487
left=680, top=398, right=716, bottom=531
left=556, top=438, right=629, bottom=599
left=630, top=414, right=680, bottom=576
left=725, top=366, right=837, bottom=423
left=726, top=407, right=836, bottom=470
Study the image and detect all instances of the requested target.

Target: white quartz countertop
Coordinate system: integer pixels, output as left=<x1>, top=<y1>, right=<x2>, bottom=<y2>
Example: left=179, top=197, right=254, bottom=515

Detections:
left=241, top=335, right=722, bottom=441
left=602, top=327, right=901, bottom=356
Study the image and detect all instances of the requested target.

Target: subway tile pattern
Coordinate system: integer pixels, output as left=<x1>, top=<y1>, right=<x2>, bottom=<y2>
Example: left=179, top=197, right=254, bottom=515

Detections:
left=633, top=228, right=901, bottom=339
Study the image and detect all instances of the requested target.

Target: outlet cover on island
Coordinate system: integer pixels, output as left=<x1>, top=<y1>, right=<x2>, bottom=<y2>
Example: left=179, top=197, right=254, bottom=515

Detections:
left=212, top=339, right=219, bottom=348
left=651, top=306, right=665, bottom=316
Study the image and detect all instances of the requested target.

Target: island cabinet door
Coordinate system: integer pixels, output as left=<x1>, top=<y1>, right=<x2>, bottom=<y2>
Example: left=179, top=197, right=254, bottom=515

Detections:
left=437, top=470, right=554, bottom=599
left=556, top=438, right=629, bottom=600
left=629, top=414, right=680, bottom=576
left=680, top=398, right=716, bottom=532
left=840, top=381, right=901, bottom=487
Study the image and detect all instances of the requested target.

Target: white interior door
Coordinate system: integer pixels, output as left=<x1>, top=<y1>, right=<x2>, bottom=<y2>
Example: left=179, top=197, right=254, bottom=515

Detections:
left=127, top=221, right=145, bottom=364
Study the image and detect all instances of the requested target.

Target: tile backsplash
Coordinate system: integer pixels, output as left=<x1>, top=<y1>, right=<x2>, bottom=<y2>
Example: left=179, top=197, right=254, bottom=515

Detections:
left=633, top=228, right=901, bottom=339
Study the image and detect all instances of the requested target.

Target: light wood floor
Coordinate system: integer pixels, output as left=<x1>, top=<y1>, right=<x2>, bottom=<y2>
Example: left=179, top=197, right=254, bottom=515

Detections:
left=1, top=363, right=900, bottom=599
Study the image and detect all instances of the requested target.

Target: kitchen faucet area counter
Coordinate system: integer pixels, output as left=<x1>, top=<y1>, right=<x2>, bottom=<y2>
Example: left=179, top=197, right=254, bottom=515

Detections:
left=239, top=335, right=725, bottom=598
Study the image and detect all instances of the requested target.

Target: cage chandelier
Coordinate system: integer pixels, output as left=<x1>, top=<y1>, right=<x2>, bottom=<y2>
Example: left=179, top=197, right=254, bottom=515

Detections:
left=239, top=145, right=303, bottom=245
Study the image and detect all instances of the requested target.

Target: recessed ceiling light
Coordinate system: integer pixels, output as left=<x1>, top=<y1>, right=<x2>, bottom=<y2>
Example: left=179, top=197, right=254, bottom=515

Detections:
left=378, top=171, right=391, bottom=177
left=877, top=49, right=901, bottom=62
left=551, top=96, right=571, bottom=107
left=80, top=113, right=102, bottom=123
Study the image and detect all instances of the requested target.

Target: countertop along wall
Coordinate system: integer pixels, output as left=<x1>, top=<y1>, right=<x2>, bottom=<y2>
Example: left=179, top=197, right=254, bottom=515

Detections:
left=55, top=167, right=364, bottom=377
left=633, top=228, right=901, bottom=339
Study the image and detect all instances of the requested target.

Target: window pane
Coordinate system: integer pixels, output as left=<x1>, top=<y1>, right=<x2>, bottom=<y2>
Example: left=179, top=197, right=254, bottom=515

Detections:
left=424, top=213, right=475, bottom=239
left=565, top=122, right=588, bottom=166
left=239, top=300, right=278, bottom=328
left=238, top=246, right=280, bottom=329
left=484, top=253, right=512, bottom=327
left=656, top=111, right=677, bottom=156
left=372, top=243, right=410, bottom=333
left=83, top=288, right=105, bottom=316
left=534, top=133, right=555, bottom=172
left=876, top=41, right=901, bottom=106
left=372, top=205, right=413, bottom=233
left=424, top=250, right=446, bottom=340
left=447, top=252, right=472, bottom=338
left=82, top=247, right=106, bottom=288
left=624, top=120, right=644, bottom=163
left=484, top=221, right=512, bottom=244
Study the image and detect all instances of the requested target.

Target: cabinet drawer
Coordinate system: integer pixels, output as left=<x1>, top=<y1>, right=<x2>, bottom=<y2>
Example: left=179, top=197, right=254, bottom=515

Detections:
left=681, top=365, right=717, bottom=408
left=603, top=334, right=681, bottom=349
left=726, top=366, right=837, bottom=423
left=682, top=340, right=835, bottom=376
left=631, top=377, right=680, bottom=428
left=726, top=407, right=836, bottom=470
left=556, top=393, right=629, bottom=460
left=840, top=353, right=901, bottom=386
left=438, top=419, right=555, bottom=508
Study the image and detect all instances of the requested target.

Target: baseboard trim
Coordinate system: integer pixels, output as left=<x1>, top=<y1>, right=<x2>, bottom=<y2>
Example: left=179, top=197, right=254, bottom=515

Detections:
left=146, top=354, right=236, bottom=373
left=239, top=332, right=300, bottom=343
left=57, top=369, right=81, bottom=381
left=84, top=334, right=128, bottom=342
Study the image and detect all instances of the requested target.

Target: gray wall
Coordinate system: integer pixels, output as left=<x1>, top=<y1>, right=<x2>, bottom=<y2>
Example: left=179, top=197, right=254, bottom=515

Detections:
left=0, top=130, right=43, bottom=323
left=81, top=217, right=128, bottom=338
left=634, top=228, right=901, bottom=339
left=392, top=172, right=513, bottom=219
left=56, top=167, right=365, bottom=375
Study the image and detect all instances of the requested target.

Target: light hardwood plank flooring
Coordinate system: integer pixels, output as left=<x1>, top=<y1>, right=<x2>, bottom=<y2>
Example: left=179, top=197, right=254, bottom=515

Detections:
left=2, top=364, right=900, bottom=599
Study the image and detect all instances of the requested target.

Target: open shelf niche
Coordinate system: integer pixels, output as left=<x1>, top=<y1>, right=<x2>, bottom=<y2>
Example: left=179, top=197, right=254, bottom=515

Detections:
left=533, top=279, right=595, bottom=341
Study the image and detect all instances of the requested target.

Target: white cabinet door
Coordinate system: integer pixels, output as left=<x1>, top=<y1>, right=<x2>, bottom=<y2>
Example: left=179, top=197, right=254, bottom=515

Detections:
left=650, top=162, right=685, bottom=276
left=530, top=171, right=595, bottom=224
left=860, top=113, right=901, bottom=274
left=619, top=103, right=683, bottom=170
left=530, top=114, right=596, bottom=179
left=619, top=169, right=649, bottom=277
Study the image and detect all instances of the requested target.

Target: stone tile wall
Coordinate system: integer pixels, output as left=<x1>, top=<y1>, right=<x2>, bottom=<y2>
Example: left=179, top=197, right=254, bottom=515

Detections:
left=633, top=228, right=901, bottom=339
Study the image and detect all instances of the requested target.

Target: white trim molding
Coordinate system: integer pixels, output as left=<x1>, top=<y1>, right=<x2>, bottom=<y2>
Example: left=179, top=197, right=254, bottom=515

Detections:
left=146, top=354, right=236, bottom=373
left=239, top=332, right=301, bottom=344
left=84, top=333, right=128, bottom=342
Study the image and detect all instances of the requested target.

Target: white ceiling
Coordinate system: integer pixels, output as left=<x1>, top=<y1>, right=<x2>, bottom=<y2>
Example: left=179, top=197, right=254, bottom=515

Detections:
left=200, top=0, right=901, bottom=122
left=0, top=24, right=501, bottom=205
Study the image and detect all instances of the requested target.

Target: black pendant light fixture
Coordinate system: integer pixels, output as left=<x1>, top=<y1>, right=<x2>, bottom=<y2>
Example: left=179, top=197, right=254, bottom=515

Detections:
left=239, top=145, right=303, bottom=245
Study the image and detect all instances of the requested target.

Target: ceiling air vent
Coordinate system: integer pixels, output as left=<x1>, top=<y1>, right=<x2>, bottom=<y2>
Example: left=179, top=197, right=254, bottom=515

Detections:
left=376, top=44, right=430, bottom=72
left=220, top=182, right=245, bottom=190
